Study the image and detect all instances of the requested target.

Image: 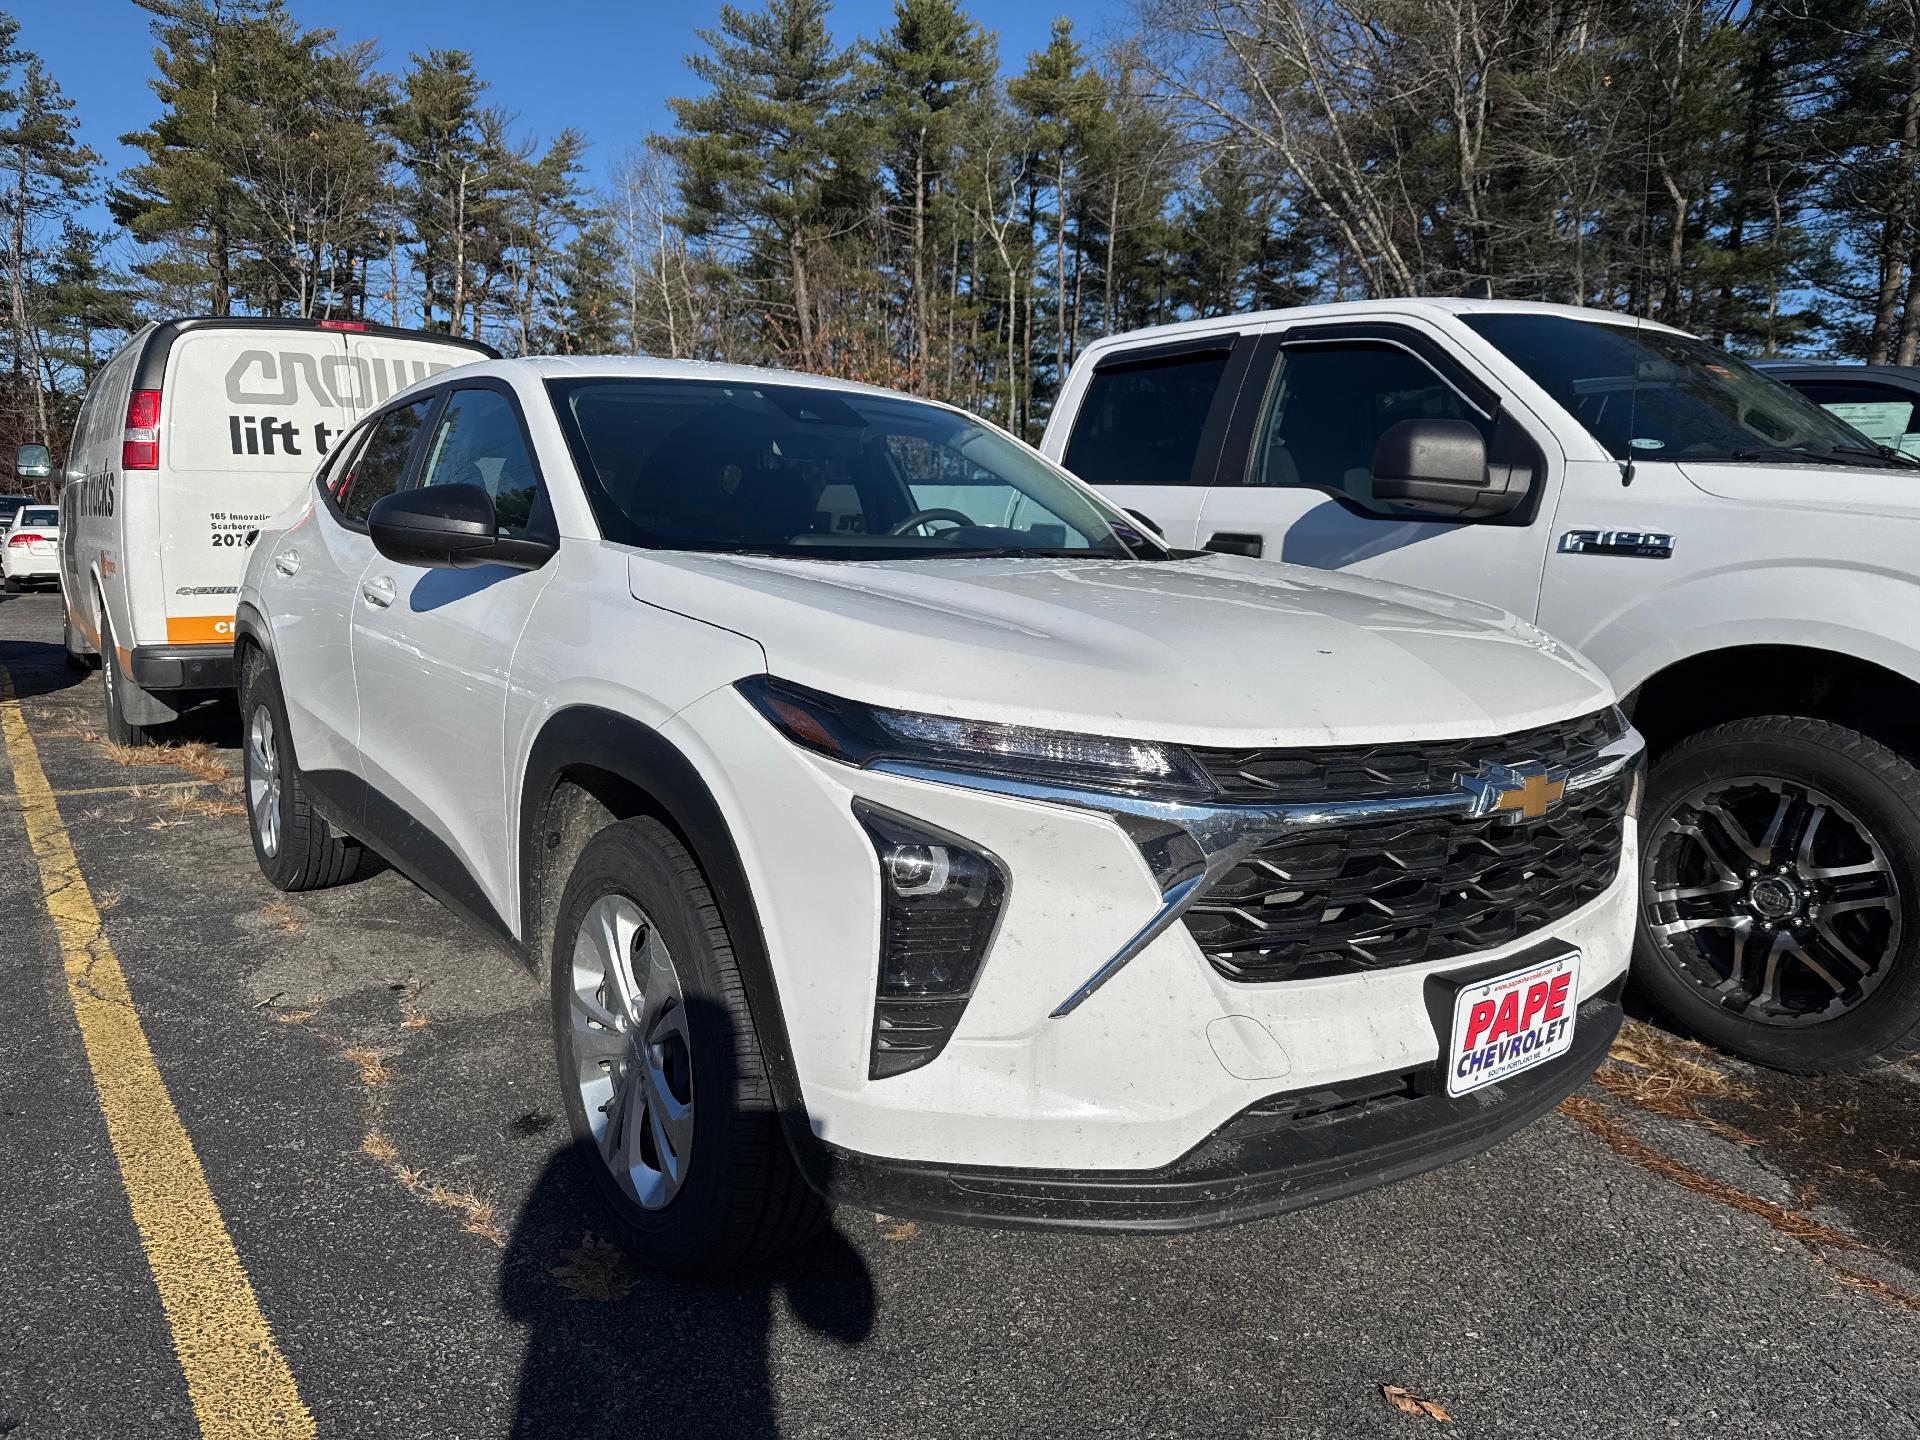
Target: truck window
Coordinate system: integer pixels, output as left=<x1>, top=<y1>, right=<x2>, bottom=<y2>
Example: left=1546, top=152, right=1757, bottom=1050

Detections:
left=418, top=389, right=551, bottom=540
left=338, top=399, right=434, bottom=524
left=1243, top=342, right=1492, bottom=512
left=1063, top=347, right=1231, bottom=486
left=1785, top=379, right=1920, bottom=456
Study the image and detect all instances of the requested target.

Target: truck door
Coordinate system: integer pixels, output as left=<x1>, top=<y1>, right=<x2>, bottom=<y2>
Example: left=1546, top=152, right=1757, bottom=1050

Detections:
left=1194, top=320, right=1559, bottom=621
left=1045, top=333, right=1259, bottom=548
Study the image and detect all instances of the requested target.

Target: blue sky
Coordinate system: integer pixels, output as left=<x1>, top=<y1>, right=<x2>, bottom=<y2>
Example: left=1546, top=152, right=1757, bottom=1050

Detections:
left=13, top=0, right=1131, bottom=236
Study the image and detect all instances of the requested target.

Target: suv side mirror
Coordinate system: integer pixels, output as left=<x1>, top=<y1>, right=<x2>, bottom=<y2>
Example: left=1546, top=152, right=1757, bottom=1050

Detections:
left=368, top=483, right=555, bottom=572
left=15, top=443, right=51, bottom=480
left=1370, top=418, right=1524, bottom=520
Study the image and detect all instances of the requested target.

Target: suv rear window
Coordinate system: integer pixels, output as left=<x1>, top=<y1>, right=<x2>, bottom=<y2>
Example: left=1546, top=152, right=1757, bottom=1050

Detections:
left=337, top=400, right=435, bottom=524
left=1063, top=348, right=1232, bottom=486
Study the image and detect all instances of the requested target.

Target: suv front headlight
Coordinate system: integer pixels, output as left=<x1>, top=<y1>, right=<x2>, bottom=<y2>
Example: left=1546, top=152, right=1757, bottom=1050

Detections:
left=736, top=674, right=1214, bottom=798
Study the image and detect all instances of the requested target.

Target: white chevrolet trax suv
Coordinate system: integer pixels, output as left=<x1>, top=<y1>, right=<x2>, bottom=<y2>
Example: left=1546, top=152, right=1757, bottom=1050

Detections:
left=236, top=358, right=1643, bottom=1272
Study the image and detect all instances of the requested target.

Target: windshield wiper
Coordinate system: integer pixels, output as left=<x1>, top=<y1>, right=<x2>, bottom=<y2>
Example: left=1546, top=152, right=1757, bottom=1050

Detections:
left=1823, top=441, right=1920, bottom=470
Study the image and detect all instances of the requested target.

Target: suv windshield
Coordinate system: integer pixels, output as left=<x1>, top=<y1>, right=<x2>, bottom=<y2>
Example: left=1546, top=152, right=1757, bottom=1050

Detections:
left=547, top=376, right=1154, bottom=560
left=1463, top=314, right=1902, bottom=467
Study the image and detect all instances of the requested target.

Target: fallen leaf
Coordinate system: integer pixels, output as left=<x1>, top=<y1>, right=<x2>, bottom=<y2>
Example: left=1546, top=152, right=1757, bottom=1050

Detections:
left=1381, top=1385, right=1452, bottom=1423
left=552, top=1235, right=639, bottom=1302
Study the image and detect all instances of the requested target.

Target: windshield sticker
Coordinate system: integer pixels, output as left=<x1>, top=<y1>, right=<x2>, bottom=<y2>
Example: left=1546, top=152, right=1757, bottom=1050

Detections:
left=1630, top=437, right=1666, bottom=450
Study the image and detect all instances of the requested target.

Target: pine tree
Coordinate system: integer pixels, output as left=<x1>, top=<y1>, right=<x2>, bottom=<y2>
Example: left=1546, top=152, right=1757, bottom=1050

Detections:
left=863, top=0, right=994, bottom=390
left=0, top=31, right=97, bottom=446
left=665, top=0, right=855, bottom=365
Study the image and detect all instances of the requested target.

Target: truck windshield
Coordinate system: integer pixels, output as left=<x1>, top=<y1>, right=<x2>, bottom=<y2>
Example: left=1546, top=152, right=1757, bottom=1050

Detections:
left=547, top=376, right=1156, bottom=560
left=1462, top=313, right=1906, bottom=468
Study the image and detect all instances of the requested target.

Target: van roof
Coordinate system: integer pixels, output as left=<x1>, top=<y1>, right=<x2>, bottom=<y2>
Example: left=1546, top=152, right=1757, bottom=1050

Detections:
left=127, top=316, right=499, bottom=390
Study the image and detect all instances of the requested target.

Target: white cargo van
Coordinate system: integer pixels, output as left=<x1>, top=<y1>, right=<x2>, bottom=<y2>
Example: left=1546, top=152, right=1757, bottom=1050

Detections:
left=58, top=317, right=494, bottom=742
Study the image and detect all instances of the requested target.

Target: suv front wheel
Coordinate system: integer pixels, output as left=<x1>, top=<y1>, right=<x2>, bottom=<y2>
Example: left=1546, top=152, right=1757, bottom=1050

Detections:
left=1635, top=715, right=1920, bottom=1072
left=550, top=816, right=822, bottom=1274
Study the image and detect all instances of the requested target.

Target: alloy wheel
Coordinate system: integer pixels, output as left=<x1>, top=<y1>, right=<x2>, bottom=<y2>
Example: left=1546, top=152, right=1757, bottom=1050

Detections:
left=246, top=702, right=282, bottom=859
left=567, top=893, right=695, bottom=1210
left=1644, top=775, right=1901, bottom=1026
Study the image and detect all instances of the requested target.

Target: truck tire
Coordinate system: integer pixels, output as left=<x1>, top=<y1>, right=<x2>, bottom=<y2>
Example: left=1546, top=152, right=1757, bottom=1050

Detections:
left=99, top=609, right=157, bottom=748
left=550, top=816, right=824, bottom=1274
left=1635, top=715, right=1920, bottom=1072
left=238, top=646, right=368, bottom=890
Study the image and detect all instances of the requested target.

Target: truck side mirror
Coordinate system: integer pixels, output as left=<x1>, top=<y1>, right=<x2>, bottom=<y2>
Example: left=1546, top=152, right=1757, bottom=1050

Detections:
left=15, top=443, right=51, bottom=480
left=1370, top=419, right=1525, bottom=520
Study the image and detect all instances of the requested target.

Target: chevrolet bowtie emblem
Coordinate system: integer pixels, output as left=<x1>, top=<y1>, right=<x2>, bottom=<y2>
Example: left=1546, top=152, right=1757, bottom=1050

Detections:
left=1460, top=762, right=1568, bottom=822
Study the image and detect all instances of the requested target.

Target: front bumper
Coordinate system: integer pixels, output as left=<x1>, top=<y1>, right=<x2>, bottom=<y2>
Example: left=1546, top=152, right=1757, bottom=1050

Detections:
left=666, top=686, right=1641, bottom=1178
left=803, top=981, right=1623, bottom=1232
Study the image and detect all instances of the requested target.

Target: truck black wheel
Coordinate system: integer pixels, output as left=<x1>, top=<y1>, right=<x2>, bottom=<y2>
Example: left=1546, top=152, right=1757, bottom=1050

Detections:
left=550, top=816, right=823, bottom=1275
left=238, top=647, right=368, bottom=891
left=1635, top=715, right=1920, bottom=1072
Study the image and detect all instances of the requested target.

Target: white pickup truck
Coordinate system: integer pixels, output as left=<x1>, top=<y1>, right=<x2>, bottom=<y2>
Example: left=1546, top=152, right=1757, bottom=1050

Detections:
left=1043, top=298, right=1920, bottom=1073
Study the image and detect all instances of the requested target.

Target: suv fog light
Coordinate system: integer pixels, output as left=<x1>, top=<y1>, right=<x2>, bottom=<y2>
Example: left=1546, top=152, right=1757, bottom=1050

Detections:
left=855, top=802, right=1008, bottom=1077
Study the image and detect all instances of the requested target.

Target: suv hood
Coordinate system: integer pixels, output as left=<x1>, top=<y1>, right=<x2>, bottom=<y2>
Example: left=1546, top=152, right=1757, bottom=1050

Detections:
left=627, top=551, right=1612, bottom=748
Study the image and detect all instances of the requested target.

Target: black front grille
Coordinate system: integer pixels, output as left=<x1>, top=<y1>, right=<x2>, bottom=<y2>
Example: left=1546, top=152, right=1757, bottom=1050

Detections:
left=1191, top=707, right=1627, bottom=803
left=1188, top=774, right=1629, bottom=983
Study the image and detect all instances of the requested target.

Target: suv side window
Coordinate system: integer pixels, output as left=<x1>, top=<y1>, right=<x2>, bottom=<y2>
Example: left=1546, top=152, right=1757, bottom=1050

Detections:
left=1244, top=342, right=1493, bottom=514
left=417, top=388, right=551, bottom=539
left=1063, top=346, right=1233, bottom=486
left=338, top=399, right=435, bottom=524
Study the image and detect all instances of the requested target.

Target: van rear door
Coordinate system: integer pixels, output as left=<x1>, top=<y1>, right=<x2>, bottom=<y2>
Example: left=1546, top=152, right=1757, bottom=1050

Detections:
left=153, top=326, right=484, bottom=655
left=157, top=329, right=354, bottom=648
left=338, top=331, right=484, bottom=422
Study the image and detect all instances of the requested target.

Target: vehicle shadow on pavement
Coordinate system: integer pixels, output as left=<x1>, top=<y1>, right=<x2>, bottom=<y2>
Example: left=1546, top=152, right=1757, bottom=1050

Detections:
left=0, top=636, right=88, bottom=700
left=499, top=997, right=875, bottom=1438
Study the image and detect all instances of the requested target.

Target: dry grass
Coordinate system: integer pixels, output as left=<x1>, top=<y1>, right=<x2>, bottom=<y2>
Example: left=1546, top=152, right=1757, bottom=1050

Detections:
left=356, top=1128, right=506, bottom=1246
left=161, top=787, right=245, bottom=820
left=360, top=1130, right=399, bottom=1164
left=99, top=738, right=230, bottom=782
left=270, top=1008, right=317, bottom=1026
left=341, top=1047, right=394, bottom=1087
left=1560, top=1094, right=1888, bottom=1263
left=1599, top=1019, right=1759, bottom=1143
left=37, top=724, right=99, bottom=742
left=398, top=1012, right=431, bottom=1031
left=880, top=1220, right=918, bottom=1242
left=95, top=885, right=124, bottom=911
left=259, top=901, right=306, bottom=937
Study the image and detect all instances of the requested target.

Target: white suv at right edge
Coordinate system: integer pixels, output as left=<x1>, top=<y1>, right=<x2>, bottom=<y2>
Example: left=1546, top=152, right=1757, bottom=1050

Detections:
left=236, top=357, right=1641, bottom=1272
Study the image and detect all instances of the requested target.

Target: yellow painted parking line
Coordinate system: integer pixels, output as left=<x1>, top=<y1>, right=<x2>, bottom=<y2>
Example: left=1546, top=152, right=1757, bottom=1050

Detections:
left=0, top=667, right=315, bottom=1440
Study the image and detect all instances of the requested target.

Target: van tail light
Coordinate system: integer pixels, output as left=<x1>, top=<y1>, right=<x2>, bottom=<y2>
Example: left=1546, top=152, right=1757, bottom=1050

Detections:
left=318, top=319, right=367, bottom=332
left=123, top=389, right=161, bottom=470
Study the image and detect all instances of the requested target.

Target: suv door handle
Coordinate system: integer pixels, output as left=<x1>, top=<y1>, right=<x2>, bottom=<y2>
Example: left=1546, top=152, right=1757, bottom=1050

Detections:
left=1204, top=532, right=1264, bottom=558
left=273, top=551, right=301, bottom=576
left=360, top=574, right=395, bottom=609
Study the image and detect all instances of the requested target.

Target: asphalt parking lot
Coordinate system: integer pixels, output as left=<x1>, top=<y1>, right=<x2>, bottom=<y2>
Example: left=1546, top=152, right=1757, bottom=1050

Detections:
left=0, top=587, right=1916, bottom=1439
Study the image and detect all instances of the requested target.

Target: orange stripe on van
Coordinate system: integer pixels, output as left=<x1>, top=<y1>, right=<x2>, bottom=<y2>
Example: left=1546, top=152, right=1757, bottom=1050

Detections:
left=165, top=616, right=238, bottom=645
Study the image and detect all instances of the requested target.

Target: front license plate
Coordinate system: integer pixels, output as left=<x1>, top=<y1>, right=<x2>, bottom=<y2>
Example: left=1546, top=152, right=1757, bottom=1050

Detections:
left=1446, top=949, right=1581, bottom=1098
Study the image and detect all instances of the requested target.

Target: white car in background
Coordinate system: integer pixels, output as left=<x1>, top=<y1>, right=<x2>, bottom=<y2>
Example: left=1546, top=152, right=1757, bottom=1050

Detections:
left=2, top=503, right=59, bottom=591
left=237, top=356, right=1641, bottom=1272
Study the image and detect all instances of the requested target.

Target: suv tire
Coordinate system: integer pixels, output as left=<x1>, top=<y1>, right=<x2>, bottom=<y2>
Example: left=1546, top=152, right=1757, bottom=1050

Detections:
left=1635, top=715, right=1920, bottom=1072
left=550, top=816, right=823, bottom=1274
left=238, top=647, right=368, bottom=890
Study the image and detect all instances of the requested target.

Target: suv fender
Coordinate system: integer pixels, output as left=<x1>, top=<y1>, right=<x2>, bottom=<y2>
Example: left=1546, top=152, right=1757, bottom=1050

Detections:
left=516, top=705, right=820, bottom=1181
